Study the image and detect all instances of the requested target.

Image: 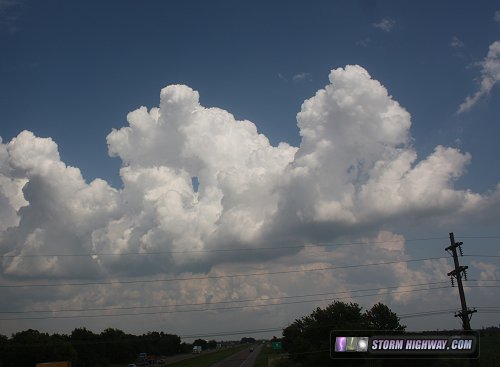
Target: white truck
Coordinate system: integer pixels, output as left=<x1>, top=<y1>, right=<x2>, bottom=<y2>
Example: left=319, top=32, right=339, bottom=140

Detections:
left=192, top=345, right=202, bottom=354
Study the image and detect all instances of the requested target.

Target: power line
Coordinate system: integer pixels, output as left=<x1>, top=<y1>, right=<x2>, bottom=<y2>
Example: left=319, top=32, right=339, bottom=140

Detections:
left=0, top=236, right=448, bottom=258
left=0, top=285, right=453, bottom=321
left=0, top=281, right=450, bottom=315
left=2, top=236, right=478, bottom=259
left=2, top=282, right=497, bottom=324
left=391, top=306, right=500, bottom=319
left=4, top=235, right=499, bottom=259
left=398, top=309, right=458, bottom=319
left=181, top=306, right=500, bottom=339
left=459, top=236, right=500, bottom=239
left=179, top=327, right=284, bottom=339
left=467, top=279, right=500, bottom=282
left=3, top=254, right=498, bottom=289
left=3, top=282, right=495, bottom=321
left=0, top=256, right=451, bottom=288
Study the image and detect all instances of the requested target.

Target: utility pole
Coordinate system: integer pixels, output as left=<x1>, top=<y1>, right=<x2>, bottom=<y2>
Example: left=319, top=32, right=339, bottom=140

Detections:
left=445, top=232, right=476, bottom=330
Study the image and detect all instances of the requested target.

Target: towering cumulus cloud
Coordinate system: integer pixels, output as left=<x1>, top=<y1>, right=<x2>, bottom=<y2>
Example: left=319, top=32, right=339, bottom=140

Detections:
left=0, top=65, right=496, bottom=279
left=101, top=84, right=297, bottom=273
left=275, top=66, right=480, bottom=235
left=0, top=131, right=119, bottom=278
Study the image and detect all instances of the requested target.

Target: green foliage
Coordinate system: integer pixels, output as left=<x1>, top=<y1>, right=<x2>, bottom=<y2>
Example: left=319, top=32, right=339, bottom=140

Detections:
left=1, top=329, right=76, bottom=367
left=240, top=336, right=256, bottom=344
left=141, top=331, right=181, bottom=356
left=364, top=302, right=405, bottom=331
left=282, top=301, right=405, bottom=367
left=0, top=327, right=181, bottom=367
left=253, top=345, right=270, bottom=367
left=207, top=339, right=218, bottom=349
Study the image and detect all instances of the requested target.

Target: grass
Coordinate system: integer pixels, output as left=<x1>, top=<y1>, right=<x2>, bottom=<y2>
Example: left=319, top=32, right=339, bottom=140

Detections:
left=253, top=345, right=270, bottom=367
left=254, top=345, right=296, bottom=367
left=167, top=345, right=249, bottom=367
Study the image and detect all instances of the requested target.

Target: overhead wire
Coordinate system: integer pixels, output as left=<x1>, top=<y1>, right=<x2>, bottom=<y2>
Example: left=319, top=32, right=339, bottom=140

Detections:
left=4, top=282, right=498, bottom=322
left=1, top=235, right=498, bottom=259
left=0, top=256, right=452, bottom=288
left=0, top=236, right=450, bottom=258
left=0, top=235, right=498, bottom=327
left=1, top=253, right=498, bottom=289
left=4, top=280, right=499, bottom=321
left=179, top=305, right=500, bottom=339
left=2, top=278, right=497, bottom=321
left=0, top=285, right=453, bottom=321
left=0, top=280, right=450, bottom=315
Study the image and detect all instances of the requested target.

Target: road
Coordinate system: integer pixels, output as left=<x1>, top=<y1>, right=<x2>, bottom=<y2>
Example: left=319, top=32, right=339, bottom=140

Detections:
left=208, top=344, right=263, bottom=367
left=157, top=348, right=222, bottom=365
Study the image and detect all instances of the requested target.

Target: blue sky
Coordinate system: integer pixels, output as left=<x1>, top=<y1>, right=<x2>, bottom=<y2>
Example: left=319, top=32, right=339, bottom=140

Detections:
left=0, top=0, right=499, bottom=338
left=2, top=0, right=499, bottom=190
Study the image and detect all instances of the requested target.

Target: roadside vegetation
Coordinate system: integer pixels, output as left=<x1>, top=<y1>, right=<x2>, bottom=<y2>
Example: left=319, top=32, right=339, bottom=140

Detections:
left=275, top=301, right=499, bottom=366
left=1, top=305, right=498, bottom=367
left=0, top=328, right=183, bottom=367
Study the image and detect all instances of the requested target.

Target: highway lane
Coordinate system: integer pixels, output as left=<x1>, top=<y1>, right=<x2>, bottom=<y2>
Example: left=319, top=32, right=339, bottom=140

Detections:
left=208, top=344, right=263, bottom=367
left=155, top=348, right=220, bottom=365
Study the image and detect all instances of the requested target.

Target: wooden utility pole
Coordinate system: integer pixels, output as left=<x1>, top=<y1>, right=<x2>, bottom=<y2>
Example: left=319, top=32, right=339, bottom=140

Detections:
left=445, top=232, right=476, bottom=330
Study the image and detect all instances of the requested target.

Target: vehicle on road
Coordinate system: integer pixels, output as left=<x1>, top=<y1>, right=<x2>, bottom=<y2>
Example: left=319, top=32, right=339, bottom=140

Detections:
left=192, top=345, right=202, bottom=354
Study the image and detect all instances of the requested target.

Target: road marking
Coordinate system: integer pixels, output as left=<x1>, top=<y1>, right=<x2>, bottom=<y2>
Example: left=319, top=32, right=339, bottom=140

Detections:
left=239, top=345, right=259, bottom=367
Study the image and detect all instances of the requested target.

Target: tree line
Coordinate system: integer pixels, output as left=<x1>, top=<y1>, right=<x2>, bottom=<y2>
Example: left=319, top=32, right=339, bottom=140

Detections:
left=280, top=301, right=405, bottom=367
left=0, top=327, right=183, bottom=367
left=278, top=301, right=495, bottom=367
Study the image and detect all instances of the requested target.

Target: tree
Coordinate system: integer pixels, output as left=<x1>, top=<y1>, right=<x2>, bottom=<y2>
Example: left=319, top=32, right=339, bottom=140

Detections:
left=363, top=302, right=405, bottom=331
left=71, top=327, right=103, bottom=367
left=142, top=331, right=181, bottom=356
left=100, top=328, right=135, bottom=365
left=0, top=334, right=8, bottom=363
left=282, top=301, right=405, bottom=367
left=2, top=329, right=76, bottom=367
left=207, top=339, right=218, bottom=349
left=283, top=301, right=366, bottom=366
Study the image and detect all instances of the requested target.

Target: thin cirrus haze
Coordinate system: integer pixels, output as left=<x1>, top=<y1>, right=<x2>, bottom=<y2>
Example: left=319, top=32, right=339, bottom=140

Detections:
left=458, top=40, right=500, bottom=114
left=0, top=64, right=499, bottom=337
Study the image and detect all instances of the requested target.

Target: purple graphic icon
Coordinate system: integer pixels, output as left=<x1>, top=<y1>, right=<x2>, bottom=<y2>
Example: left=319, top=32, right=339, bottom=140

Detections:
left=335, top=336, right=347, bottom=352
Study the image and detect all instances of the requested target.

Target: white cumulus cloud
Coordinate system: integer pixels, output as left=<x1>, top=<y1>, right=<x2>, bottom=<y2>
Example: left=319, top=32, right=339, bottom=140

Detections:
left=1, top=65, right=500, bottom=336
left=1, top=65, right=497, bottom=279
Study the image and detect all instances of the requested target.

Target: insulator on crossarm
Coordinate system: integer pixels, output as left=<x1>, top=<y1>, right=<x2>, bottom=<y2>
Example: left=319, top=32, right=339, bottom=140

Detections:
left=459, top=246, right=463, bottom=256
left=464, top=269, right=468, bottom=281
left=451, top=277, right=455, bottom=287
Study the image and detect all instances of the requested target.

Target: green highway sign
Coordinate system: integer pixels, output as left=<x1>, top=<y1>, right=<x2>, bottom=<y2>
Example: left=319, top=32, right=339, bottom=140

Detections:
left=272, top=341, right=282, bottom=350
